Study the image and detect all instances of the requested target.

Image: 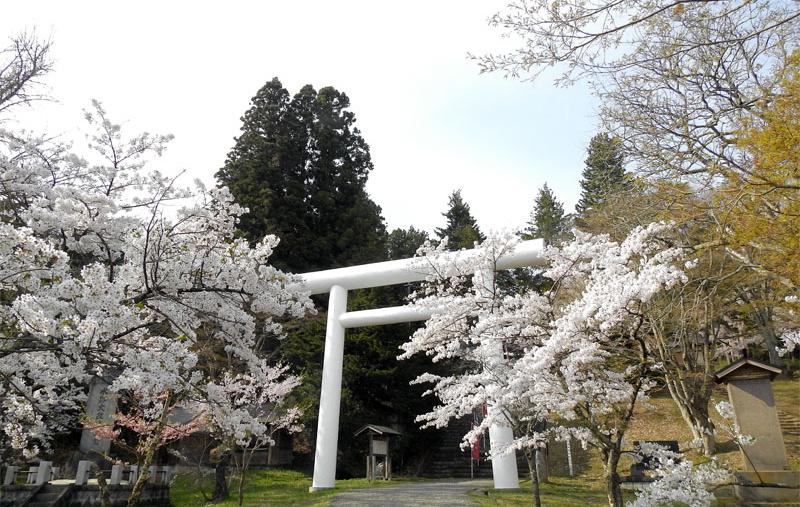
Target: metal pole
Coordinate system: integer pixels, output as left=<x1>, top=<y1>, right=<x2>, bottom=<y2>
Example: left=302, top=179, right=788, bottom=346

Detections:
left=309, top=285, right=347, bottom=492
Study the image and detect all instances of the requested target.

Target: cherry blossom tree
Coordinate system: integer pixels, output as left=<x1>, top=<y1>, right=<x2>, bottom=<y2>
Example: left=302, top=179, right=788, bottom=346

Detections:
left=203, top=367, right=302, bottom=506
left=0, top=95, right=313, bottom=504
left=626, top=441, right=729, bottom=507
left=401, top=225, right=730, bottom=507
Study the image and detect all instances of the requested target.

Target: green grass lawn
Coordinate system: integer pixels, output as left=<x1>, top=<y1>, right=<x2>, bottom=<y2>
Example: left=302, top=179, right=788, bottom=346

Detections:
left=469, top=476, right=613, bottom=507
left=170, top=468, right=407, bottom=507
left=170, top=469, right=613, bottom=507
left=170, top=377, right=799, bottom=507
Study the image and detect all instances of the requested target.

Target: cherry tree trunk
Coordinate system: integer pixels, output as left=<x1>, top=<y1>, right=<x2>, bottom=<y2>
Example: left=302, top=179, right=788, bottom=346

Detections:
left=604, top=450, right=624, bottom=507
left=664, top=373, right=716, bottom=456
left=211, top=455, right=229, bottom=501
left=524, top=449, right=542, bottom=507
left=126, top=406, right=168, bottom=507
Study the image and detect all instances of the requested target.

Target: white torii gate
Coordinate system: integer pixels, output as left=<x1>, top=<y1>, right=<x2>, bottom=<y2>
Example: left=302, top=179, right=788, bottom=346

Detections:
left=299, top=239, right=546, bottom=491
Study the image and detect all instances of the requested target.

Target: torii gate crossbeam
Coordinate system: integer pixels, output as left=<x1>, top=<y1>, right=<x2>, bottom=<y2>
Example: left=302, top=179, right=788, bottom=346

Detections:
left=298, top=239, right=546, bottom=491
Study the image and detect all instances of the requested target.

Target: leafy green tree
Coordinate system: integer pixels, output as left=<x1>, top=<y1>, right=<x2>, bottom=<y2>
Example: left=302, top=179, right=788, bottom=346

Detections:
left=216, top=77, right=385, bottom=273
left=388, top=226, right=429, bottom=260
left=731, top=51, right=800, bottom=294
left=575, top=133, right=627, bottom=217
left=522, top=183, right=566, bottom=246
left=435, top=190, right=485, bottom=250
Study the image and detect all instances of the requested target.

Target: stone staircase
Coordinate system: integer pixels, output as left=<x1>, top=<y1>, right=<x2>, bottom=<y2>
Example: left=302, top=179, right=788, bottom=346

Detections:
left=421, top=416, right=528, bottom=479
left=24, top=484, right=72, bottom=507
left=778, top=408, right=800, bottom=461
left=421, top=417, right=493, bottom=478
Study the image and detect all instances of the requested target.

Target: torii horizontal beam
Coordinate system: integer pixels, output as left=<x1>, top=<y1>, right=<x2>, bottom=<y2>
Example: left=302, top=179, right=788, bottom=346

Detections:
left=300, top=238, right=546, bottom=295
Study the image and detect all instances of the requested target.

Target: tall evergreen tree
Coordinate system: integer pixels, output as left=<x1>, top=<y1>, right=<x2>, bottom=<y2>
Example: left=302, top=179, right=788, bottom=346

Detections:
left=216, top=77, right=385, bottom=273
left=522, top=183, right=566, bottom=246
left=388, top=226, right=429, bottom=260
left=435, top=190, right=485, bottom=250
left=217, top=79, right=444, bottom=478
left=575, top=133, right=628, bottom=216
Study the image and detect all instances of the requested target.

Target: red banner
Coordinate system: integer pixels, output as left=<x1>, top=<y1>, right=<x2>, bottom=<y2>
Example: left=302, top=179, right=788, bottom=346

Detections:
left=471, top=423, right=480, bottom=460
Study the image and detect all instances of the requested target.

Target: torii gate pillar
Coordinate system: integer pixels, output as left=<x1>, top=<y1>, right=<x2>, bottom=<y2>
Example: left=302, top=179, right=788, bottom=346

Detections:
left=302, top=240, right=546, bottom=491
left=311, top=285, right=347, bottom=491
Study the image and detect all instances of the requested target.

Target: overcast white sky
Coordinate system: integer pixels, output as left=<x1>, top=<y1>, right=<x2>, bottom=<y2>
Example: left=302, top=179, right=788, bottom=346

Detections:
left=3, top=1, right=598, bottom=235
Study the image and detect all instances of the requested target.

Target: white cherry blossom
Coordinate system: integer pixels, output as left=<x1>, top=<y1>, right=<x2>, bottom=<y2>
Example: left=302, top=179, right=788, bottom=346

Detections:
left=400, top=225, right=727, bottom=507
left=0, top=102, right=312, bottom=464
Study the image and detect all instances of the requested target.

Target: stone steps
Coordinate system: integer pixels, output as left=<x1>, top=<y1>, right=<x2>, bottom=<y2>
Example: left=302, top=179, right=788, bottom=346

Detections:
left=25, top=484, right=71, bottom=507
left=779, top=409, right=800, bottom=461
left=421, top=416, right=492, bottom=478
left=421, top=416, right=528, bottom=479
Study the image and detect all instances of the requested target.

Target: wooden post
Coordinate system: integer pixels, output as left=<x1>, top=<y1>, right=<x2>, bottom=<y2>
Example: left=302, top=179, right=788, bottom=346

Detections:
left=368, top=433, right=374, bottom=481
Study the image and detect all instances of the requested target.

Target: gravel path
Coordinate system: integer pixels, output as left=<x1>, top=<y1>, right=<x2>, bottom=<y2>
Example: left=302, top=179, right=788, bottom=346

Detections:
left=328, top=479, right=493, bottom=507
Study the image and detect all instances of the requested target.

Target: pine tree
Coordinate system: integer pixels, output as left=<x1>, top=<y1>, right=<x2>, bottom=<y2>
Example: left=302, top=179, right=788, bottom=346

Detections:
left=435, top=190, right=485, bottom=250
left=575, top=133, right=628, bottom=216
left=216, top=78, right=385, bottom=273
left=523, top=183, right=566, bottom=246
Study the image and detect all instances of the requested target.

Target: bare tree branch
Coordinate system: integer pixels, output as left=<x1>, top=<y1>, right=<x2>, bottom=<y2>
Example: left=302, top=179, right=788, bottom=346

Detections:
left=0, top=31, right=53, bottom=118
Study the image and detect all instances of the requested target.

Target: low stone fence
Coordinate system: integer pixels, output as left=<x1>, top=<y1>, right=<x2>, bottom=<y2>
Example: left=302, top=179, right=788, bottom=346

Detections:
left=3, top=461, right=175, bottom=486
left=0, top=461, right=174, bottom=507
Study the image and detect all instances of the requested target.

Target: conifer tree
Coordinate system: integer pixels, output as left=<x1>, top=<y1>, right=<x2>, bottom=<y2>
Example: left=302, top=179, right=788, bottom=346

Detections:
left=218, top=79, right=456, bottom=478
left=435, top=190, right=485, bottom=250
left=216, top=78, right=385, bottom=273
left=576, top=133, right=627, bottom=216
left=388, top=226, right=429, bottom=260
left=523, top=183, right=566, bottom=246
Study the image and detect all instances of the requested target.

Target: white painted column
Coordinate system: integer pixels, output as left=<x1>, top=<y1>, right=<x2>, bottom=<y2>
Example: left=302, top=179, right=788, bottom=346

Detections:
left=489, top=423, right=520, bottom=489
left=310, top=285, right=348, bottom=491
left=477, top=266, right=520, bottom=490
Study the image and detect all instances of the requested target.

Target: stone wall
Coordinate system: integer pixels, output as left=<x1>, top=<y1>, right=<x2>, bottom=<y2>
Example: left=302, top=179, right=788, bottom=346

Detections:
left=69, top=484, right=171, bottom=507
left=0, top=484, right=40, bottom=507
left=0, top=484, right=170, bottom=507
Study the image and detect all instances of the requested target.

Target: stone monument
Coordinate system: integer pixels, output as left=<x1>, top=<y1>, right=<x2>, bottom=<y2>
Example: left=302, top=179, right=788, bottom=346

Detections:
left=78, top=377, right=118, bottom=455
left=715, top=357, right=799, bottom=503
